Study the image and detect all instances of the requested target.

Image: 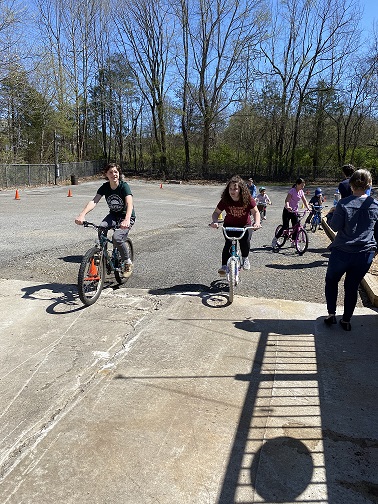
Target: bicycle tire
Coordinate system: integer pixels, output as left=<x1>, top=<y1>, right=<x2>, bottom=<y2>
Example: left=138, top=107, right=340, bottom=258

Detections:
left=274, top=225, right=287, bottom=248
left=114, top=238, right=134, bottom=284
left=78, top=247, right=105, bottom=306
left=295, top=229, right=308, bottom=255
left=310, top=216, right=318, bottom=233
left=228, top=258, right=237, bottom=304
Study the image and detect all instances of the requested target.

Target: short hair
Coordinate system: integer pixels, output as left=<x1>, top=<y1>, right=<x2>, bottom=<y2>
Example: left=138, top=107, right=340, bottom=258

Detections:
left=103, top=162, right=121, bottom=178
left=342, top=164, right=355, bottom=177
left=349, top=169, right=372, bottom=191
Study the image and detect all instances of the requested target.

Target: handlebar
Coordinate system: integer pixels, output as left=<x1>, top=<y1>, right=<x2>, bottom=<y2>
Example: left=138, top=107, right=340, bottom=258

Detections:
left=222, top=226, right=255, bottom=241
left=82, top=221, right=119, bottom=230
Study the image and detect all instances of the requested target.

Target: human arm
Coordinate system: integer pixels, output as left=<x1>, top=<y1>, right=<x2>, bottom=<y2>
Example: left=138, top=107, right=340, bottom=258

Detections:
left=250, top=205, right=261, bottom=229
left=120, top=194, right=133, bottom=228
left=75, top=193, right=102, bottom=224
left=301, top=194, right=311, bottom=211
left=210, top=207, right=222, bottom=228
left=284, top=193, right=293, bottom=211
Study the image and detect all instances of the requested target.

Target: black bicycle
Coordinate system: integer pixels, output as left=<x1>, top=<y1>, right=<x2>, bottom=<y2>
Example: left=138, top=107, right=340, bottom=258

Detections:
left=77, top=221, right=134, bottom=306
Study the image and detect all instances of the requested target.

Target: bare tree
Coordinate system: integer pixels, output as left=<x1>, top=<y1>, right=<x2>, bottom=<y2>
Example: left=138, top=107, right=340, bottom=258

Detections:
left=259, top=0, right=361, bottom=176
left=115, top=0, right=174, bottom=176
left=186, top=0, right=266, bottom=177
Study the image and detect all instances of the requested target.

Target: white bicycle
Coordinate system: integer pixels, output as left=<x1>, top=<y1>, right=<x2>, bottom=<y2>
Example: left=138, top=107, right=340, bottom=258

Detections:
left=222, top=226, right=254, bottom=303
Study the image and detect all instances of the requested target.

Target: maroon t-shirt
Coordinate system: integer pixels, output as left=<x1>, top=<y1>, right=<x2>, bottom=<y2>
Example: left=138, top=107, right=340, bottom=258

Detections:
left=217, top=197, right=256, bottom=226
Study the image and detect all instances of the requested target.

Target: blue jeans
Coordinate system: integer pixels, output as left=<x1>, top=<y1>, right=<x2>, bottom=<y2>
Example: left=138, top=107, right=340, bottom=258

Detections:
left=325, top=248, right=375, bottom=321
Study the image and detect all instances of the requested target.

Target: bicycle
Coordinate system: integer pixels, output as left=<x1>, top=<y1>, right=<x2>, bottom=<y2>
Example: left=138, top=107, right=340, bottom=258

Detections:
left=221, top=226, right=254, bottom=303
left=309, top=205, right=326, bottom=232
left=272, top=210, right=309, bottom=255
left=77, top=221, right=134, bottom=306
left=257, top=202, right=267, bottom=220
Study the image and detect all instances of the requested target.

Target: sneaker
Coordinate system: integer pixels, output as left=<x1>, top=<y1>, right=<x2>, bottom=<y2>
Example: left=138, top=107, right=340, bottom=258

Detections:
left=242, top=257, right=250, bottom=270
left=271, top=237, right=277, bottom=248
left=218, top=265, right=227, bottom=276
left=263, top=216, right=267, bottom=220
left=123, top=260, right=133, bottom=278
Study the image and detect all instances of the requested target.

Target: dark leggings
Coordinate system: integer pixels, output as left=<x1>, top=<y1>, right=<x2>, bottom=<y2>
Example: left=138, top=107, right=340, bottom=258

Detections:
left=222, top=229, right=251, bottom=265
left=277, top=208, right=299, bottom=240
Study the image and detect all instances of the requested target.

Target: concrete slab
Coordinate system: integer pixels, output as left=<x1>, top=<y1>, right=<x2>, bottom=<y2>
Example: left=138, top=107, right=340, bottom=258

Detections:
left=0, top=280, right=377, bottom=503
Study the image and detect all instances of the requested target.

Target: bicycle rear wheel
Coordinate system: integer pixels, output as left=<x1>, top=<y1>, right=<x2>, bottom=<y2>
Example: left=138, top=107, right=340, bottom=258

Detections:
left=295, top=229, right=308, bottom=255
left=274, top=225, right=287, bottom=248
left=114, top=238, right=134, bottom=284
left=78, top=247, right=105, bottom=306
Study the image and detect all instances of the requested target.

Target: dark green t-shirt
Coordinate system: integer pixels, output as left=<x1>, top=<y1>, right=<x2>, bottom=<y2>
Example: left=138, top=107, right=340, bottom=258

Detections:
left=97, top=181, right=135, bottom=219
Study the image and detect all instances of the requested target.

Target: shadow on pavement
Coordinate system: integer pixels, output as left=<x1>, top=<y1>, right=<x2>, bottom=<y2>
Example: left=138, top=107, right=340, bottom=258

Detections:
left=217, top=315, right=378, bottom=504
left=21, top=282, right=85, bottom=314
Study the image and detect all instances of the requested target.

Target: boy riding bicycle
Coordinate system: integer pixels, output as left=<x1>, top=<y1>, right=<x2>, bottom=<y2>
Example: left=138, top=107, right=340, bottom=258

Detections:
left=74, top=163, right=135, bottom=277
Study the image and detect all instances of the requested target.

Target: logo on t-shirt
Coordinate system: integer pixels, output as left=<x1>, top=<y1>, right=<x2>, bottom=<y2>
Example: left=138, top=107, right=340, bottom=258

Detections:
left=107, top=194, right=124, bottom=213
left=229, top=205, right=247, bottom=218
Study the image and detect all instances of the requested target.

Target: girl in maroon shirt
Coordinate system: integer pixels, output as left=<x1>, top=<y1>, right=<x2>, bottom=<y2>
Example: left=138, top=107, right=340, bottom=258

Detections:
left=210, top=175, right=261, bottom=275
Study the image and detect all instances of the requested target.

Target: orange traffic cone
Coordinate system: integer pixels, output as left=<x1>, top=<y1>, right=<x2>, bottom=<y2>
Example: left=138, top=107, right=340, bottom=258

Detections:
left=67, top=189, right=73, bottom=197
left=88, top=258, right=98, bottom=276
left=15, top=189, right=20, bottom=200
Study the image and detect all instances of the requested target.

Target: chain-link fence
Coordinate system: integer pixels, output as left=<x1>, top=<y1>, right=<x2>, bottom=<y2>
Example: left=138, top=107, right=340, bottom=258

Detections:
left=0, top=160, right=104, bottom=189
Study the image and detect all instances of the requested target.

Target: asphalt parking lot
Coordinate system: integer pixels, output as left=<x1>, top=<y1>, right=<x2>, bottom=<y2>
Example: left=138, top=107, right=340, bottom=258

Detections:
left=0, top=180, right=377, bottom=503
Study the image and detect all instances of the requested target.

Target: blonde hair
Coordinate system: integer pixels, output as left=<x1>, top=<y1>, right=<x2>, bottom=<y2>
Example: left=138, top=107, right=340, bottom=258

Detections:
left=349, top=169, right=372, bottom=191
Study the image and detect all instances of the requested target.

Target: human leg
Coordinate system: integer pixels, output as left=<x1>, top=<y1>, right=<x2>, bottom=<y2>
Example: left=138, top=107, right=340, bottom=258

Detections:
left=276, top=208, right=290, bottom=238
left=325, top=249, right=348, bottom=317
left=290, top=213, right=299, bottom=241
left=221, top=237, right=233, bottom=266
left=342, top=250, right=375, bottom=323
left=112, top=217, right=135, bottom=261
left=240, top=229, right=252, bottom=270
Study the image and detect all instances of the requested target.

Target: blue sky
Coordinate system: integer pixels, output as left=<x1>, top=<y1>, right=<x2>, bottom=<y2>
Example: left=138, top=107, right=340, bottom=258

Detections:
left=361, top=0, right=377, bottom=31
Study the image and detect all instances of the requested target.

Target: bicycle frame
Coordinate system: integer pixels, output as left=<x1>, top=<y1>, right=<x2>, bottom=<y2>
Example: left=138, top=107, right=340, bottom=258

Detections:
left=222, top=226, right=253, bottom=302
left=274, top=211, right=309, bottom=254
left=94, top=226, right=121, bottom=273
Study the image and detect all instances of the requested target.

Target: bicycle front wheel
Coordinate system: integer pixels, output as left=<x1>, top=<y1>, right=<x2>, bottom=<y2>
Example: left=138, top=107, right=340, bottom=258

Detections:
left=78, top=247, right=105, bottom=306
left=274, top=225, right=287, bottom=248
left=228, top=258, right=238, bottom=304
left=310, top=216, right=318, bottom=233
left=114, top=238, right=134, bottom=284
left=295, top=229, right=308, bottom=255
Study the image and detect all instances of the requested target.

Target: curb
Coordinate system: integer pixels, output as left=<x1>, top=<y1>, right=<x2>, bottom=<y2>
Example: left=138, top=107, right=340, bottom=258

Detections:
left=322, top=215, right=378, bottom=307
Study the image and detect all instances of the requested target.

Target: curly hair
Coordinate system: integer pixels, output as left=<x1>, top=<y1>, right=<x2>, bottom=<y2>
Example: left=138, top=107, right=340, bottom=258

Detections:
left=349, top=169, right=372, bottom=191
left=221, top=175, right=251, bottom=206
